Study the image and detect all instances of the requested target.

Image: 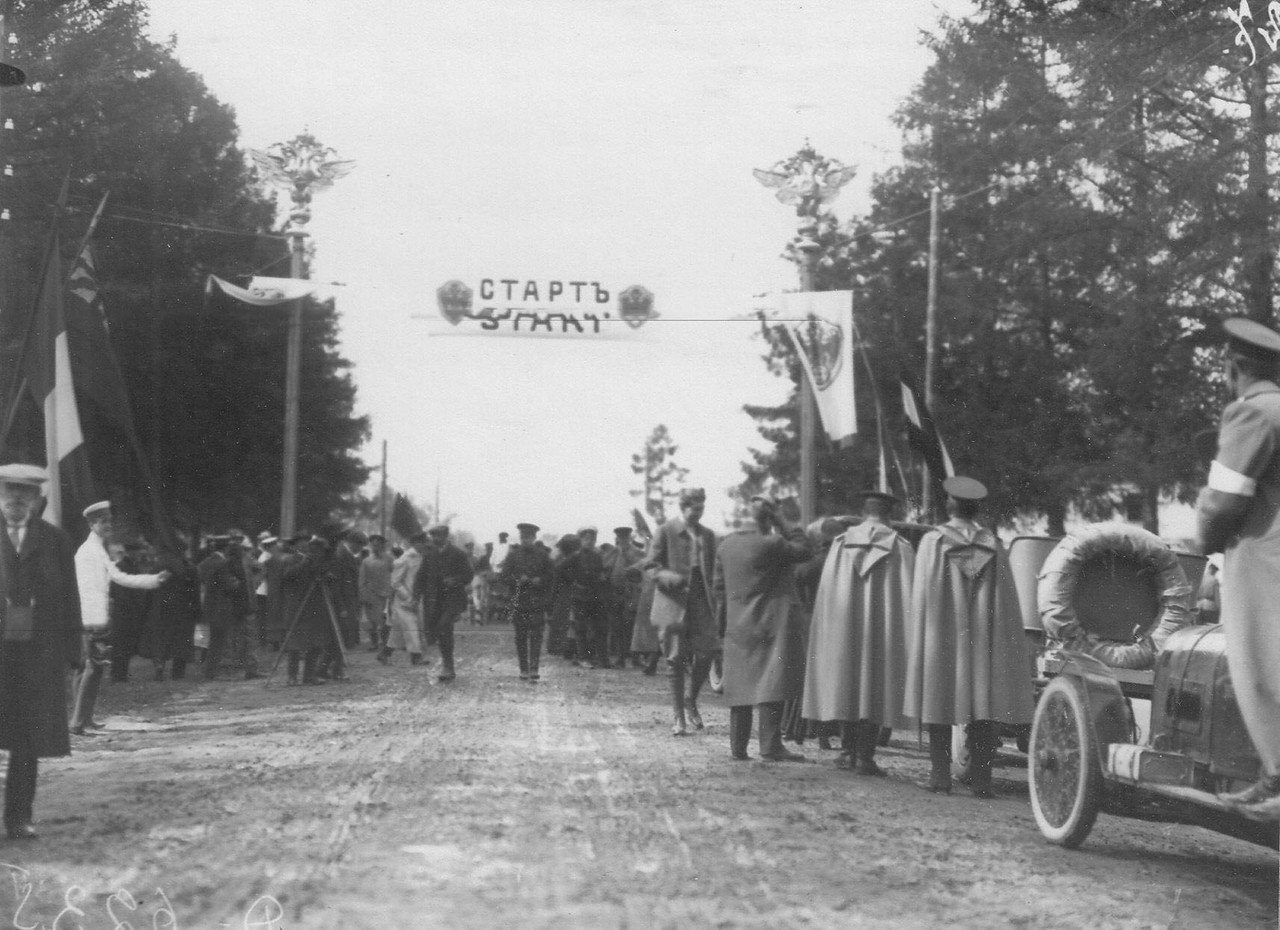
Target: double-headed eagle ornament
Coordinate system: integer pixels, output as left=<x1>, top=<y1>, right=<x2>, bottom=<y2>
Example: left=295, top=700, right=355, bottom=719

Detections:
left=250, top=132, right=355, bottom=226
left=754, top=143, right=856, bottom=217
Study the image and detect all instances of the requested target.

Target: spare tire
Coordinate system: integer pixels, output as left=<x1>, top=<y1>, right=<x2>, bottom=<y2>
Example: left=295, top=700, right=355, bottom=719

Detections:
left=1037, top=523, right=1192, bottom=670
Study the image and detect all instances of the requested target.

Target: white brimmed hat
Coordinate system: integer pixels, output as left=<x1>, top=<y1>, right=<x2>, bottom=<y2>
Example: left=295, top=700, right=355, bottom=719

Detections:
left=82, top=500, right=112, bottom=519
left=0, top=464, right=48, bottom=488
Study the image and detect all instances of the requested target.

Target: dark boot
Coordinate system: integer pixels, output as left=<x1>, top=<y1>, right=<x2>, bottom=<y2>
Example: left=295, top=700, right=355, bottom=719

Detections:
left=286, top=652, right=301, bottom=686
left=854, top=720, right=887, bottom=777
left=968, top=721, right=998, bottom=799
left=927, top=724, right=952, bottom=794
left=686, top=655, right=710, bottom=730
left=528, top=622, right=543, bottom=680
left=759, top=702, right=804, bottom=761
left=729, top=706, right=753, bottom=759
left=670, top=662, right=688, bottom=736
left=409, top=652, right=423, bottom=666
left=643, top=654, right=659, bottom=676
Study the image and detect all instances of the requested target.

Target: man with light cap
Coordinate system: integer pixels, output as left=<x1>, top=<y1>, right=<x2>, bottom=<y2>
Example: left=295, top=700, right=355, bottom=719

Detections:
left=0, top=464, right=82, bottom=838
left=359, top=533, right=394, bottom=651
left=645, top=487, right=720, bottom=736
left=1197, top=316, right=1280, bottom=810
left=70, top=500, right=169, bottom=733
left=903, top=476, right=1032, bottom=798
left=501, top=522, right=553, bottom=679
left=802, top=491, right=914, bottom=775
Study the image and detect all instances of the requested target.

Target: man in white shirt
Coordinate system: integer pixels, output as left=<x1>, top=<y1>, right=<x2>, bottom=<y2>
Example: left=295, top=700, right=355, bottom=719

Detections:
left=70, top=501, right=169, bottom=735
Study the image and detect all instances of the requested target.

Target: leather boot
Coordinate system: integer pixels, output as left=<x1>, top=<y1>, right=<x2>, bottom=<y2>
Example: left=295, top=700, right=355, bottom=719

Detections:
left=686, top=656, right=708, bottom=731
left=968, top=721, right=998, bottom=799
left=670, top=662, right=688, bottom=736
left=729, top=706, right=753, bottom=759
left=927, top=724, right=952, bottom=794
left=854, top=720, right=887, bottom=777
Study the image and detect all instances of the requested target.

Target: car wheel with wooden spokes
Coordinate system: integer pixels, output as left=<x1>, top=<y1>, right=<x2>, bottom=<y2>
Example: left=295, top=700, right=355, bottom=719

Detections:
left=1029, top=676, right=1103, bottom=849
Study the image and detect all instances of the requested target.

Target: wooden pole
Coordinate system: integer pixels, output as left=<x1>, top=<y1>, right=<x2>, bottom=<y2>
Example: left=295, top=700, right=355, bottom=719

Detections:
left=923, top=183, right=941, bottom=521
left=379, top=439, right=388, bottom=538
left=280, top=230, right=306, bottom=537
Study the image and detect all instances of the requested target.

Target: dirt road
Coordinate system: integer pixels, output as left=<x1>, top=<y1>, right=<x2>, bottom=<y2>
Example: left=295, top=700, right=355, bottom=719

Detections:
left=1, top=628, right=1274, bottom=929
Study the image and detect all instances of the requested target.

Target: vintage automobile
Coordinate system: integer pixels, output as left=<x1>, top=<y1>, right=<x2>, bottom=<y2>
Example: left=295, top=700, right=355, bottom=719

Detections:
left=1022, top=524, right=1278, bottom=850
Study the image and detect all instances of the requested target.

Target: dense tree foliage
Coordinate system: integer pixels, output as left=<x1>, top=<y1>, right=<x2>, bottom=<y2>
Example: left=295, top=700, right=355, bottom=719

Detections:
left=0, top=0, right=370, bottom=539
left=741, top=2, right=1276, bottom=534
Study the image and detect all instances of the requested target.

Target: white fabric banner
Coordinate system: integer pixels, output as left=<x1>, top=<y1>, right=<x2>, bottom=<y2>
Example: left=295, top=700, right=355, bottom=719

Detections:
left=206, top=275, right=327, bottom=307
left=777, top=290, right=857, bottom=443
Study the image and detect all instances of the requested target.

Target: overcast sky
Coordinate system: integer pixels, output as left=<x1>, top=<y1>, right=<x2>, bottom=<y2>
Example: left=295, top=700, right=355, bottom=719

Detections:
left=145, top=0, right=971, bottom=542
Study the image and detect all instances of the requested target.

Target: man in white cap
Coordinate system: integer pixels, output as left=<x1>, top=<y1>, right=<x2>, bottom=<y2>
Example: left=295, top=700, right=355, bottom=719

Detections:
left=1197, top=316, right=1280, bottom=810
left=0, top=464, right=82, bottom=838
left=903, top=476, right=1032, bottom=798
left=70, top=500, right=169, bottom=734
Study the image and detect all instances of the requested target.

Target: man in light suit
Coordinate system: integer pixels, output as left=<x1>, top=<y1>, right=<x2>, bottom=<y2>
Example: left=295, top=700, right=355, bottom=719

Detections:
left=1197, top=316, right=1280, bottom=811
left=71, top=501, right=168, bottom=733
left=644, top=487, right=719, bottom=736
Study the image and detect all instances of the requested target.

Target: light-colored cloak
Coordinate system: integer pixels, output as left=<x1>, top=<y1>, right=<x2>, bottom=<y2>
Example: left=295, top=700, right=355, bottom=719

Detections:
left=903, top=520, right=1033, bottom=726
left=802, top=521, right=914, bottom=727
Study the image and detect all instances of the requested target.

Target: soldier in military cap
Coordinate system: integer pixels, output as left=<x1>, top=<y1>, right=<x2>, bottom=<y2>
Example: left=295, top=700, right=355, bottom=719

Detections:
left=501, top=522, right=554, bottom=680
left=415, top=524, right=474, bottom=681
left=1197, top=317, right=1280, bottom=809
left=903, top=476, right=1032, bottom=798
left=604, top=526, right=645, bottom=668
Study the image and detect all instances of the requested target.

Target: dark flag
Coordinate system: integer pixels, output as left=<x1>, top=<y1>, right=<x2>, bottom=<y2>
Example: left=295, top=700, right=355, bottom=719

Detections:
left=391, top=493, right=423, bottom=541
left=900, top=375, right=955, bottom=481
left=64, top=240, right=180, bottom=552
left=24, top=232, right=95, bottom=530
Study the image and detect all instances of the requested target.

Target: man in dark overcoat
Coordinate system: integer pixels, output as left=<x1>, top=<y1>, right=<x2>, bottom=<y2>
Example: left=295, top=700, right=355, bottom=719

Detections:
left=0, top=463, right=83, bottom=839
left=500, top=522, right=553, bottom=680
left=714, top=494, right=812, bottom=762
left=198, top=536, right=254, bottom=681
left=604, top=526, right=645, bottom=668
left=415, top=525, right=474, bottom=681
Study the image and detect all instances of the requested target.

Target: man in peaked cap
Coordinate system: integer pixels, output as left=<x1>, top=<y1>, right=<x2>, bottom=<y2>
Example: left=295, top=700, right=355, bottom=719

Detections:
left=604, top=526, right=645, bottom=669
left=1197, top=316, right=1280, bottom=810
left=562, top=526, right=612, bottom=669
left=0, top=464, right=82, bottom=838
left=358, top=533, right=394, bottom=652
left=71, top=501, right=169, bottom=733
left=415, top=524, right=474, bottom=681
left=501, top=522, right=553, bottom=680
left=903, top=476, right=1032, bottom=798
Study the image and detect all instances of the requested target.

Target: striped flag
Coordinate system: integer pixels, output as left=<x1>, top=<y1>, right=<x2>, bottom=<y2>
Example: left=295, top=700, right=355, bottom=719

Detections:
left=25, top=233, right=94, bottom=529
left=900, top=375, right=955, bottom=481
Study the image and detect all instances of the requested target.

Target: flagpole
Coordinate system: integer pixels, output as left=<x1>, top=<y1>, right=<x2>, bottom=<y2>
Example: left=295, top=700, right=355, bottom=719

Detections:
left=923, top=183, right=941, bottom=521
left=249, top=134, right=354, bottom=539
left=379, top=440, right=388, bottom=538
left=754, top=143, right=856, bottom=525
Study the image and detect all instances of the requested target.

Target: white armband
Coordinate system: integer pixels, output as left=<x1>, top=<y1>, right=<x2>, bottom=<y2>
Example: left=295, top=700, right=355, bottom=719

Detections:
left=1208, top=460, right=1257, bottom=497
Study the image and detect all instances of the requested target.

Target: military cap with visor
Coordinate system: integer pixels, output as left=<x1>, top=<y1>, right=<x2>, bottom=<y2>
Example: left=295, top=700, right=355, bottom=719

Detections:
left=942, top=476, right=988, bottom=501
